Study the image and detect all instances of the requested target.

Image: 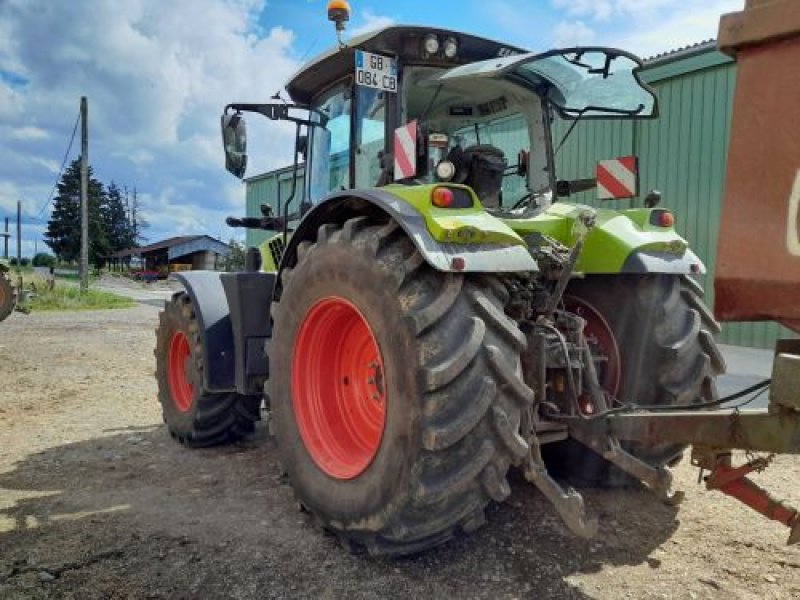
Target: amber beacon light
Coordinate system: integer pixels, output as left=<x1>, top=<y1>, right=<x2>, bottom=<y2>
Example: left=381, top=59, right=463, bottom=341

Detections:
left=328, top=0, right=351, bottom=30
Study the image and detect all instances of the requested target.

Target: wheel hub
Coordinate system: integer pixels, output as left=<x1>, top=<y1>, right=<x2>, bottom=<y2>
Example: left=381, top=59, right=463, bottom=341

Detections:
left=292, top=296, right=387, bottom=480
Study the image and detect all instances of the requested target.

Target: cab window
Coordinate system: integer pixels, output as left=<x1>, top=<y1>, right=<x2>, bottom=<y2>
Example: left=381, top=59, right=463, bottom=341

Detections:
left=309, top=83, right=352, bottom=202
left=355, top=86, right=386, bottom=188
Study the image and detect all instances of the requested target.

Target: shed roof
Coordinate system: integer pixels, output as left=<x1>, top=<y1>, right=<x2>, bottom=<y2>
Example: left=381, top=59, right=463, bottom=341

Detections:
left=111, top=235, right=230, bottom=259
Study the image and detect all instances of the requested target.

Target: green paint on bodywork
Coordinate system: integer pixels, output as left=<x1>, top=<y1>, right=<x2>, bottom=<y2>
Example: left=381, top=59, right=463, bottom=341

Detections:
left=501, top=202, right=689, bottom=273
left=259, top=234, right=288, bottom=273
left=382, top=184, right=527, bottom=247
left=343, top=184, right=690, bottom=275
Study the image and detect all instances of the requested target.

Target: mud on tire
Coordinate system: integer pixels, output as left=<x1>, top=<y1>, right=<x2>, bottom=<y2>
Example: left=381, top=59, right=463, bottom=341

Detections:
left=545, top=274, right=725, bottom=484
left=155, top=292, right=261, bottom=447
left=268, top=216, right=534, bottom=555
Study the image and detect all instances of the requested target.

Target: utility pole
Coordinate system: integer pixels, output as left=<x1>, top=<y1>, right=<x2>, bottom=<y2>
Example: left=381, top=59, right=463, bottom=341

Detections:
left=2, top=217, right=8, bottom=259
left=79, top=96, right=89, bottom=293
left=16, top=200, right=21, bottom=270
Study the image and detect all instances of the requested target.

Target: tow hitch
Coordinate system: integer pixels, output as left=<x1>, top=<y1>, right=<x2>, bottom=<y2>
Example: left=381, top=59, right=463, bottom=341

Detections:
left=545, top=341, right=800, bottom=545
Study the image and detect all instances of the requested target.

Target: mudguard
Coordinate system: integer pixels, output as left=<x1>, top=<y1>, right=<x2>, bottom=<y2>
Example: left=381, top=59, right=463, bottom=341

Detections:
left=172, top=271, right=236, bottom=392
left=504, top=202, right=706, bottom=275
left=276, top=188, right=538, bottom=297
left=172, top=271, right=275, bottom=395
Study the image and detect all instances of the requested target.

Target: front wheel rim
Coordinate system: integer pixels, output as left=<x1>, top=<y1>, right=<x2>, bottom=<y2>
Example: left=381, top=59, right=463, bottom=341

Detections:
left=292, top=296, right=387, bottom=480
left=168, top=331, right=194, bottom=413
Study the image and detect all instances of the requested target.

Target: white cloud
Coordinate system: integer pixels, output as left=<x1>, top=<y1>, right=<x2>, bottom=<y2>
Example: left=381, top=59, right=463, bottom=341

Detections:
left=612, top=0, right=743, bottom=57
left=350, top=10, right=396, bottom=37
left=9, top=126, right=49, bottom=141
left=0, top=0, right=301, bottom=249
left=31, top=157, right=60, bottom=174
left=552, top=0, right=613, bottom=22
left=553, top=20, right=596, bottom=47
left=550, top=0, right=743, bottom=57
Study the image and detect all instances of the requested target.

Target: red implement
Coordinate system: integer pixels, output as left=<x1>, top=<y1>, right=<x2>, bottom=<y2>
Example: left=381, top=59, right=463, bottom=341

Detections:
left=701, top=452, right=800, bottom=545
left=715, top=0, right=800, bottom=332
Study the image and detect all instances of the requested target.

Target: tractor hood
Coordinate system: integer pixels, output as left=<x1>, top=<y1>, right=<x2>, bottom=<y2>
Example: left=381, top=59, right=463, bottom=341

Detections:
left=425, top=48, right=658, bottom=119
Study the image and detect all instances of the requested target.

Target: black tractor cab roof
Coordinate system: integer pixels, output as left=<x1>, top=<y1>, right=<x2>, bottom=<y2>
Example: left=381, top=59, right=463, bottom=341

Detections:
left=285, top=25, right=526, bottom=105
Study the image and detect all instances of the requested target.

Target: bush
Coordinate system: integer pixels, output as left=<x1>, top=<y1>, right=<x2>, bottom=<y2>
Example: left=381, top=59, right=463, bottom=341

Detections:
left=8, top=257, right=31, bottom=267
left=32, top=253, right=56, bottom=267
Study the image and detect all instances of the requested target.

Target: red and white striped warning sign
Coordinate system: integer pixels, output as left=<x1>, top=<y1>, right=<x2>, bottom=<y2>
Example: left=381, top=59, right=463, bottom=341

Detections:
left=596, top=156, right=639, bottom=199
left=394, top=120, right=418, bottom=181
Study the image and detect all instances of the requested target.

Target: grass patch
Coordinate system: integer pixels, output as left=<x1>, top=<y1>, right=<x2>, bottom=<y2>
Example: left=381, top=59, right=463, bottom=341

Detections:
left=23, top=275, right=136, bottom=312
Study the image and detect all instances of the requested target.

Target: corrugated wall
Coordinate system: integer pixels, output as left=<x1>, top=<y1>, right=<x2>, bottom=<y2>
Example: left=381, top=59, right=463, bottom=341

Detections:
left=244, top=166, right=305, bottom=248
left=553, top=50, right=794, bottom=348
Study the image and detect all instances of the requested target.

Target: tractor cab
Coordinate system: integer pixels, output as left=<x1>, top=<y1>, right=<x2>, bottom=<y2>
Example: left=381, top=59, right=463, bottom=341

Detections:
left=222, top=25, right=657, bottom=223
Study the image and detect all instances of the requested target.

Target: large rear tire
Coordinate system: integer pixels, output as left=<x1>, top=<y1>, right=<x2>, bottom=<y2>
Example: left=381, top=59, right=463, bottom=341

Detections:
left=268, top=217, right=534, bottom=555
left=545, top=274, right=725, bottom=483
left=155, top=292, right=261, bottom=447
left=0, top=270, right=17, bottom=323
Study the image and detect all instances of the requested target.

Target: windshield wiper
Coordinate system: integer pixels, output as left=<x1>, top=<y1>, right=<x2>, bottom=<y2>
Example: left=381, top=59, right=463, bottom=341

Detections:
left=554, top=104, right=645, bottom=156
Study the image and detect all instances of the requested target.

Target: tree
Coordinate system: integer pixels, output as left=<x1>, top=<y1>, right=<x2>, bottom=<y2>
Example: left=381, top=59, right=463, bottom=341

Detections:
left=222, top=238, right=245, bottom=272
left=32, top=253, right=56, bottom=267
left=44, top=157, right=106, bottom=265
left=103, top=182, right=133, bottom=252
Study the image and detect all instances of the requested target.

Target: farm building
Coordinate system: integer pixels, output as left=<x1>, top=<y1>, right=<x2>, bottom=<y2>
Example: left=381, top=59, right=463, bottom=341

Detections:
left=109, top=235, right=231, bottom=273
left=242, top=41, right=792, bottom=349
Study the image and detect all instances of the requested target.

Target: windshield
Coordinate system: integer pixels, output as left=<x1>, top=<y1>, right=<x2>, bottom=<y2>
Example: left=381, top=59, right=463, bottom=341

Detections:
left=512, top=50, right=656, bottom=118
left=431, top=48, right=657, bottom=120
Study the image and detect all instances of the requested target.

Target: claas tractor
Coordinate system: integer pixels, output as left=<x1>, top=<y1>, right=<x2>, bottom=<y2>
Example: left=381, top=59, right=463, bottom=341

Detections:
left=154, top=2, right=800, bottom=555
left=0, top=259, right=18, bottom=323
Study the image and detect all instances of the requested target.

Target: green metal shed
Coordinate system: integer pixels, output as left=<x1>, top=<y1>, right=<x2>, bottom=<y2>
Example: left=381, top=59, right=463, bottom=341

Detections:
left=244, top=42, right=793, bottom=348
left=244, top=164, right=305, bottom=249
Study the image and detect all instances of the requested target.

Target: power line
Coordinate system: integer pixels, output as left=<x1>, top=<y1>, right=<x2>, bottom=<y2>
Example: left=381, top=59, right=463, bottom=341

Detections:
left=36, top=107, right=82, bottom=219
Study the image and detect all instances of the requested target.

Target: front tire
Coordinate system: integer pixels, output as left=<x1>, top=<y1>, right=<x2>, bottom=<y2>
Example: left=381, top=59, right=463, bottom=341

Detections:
left=155, top=292, right=261, bottom=447
left=268, top=217, right=534, bottom=555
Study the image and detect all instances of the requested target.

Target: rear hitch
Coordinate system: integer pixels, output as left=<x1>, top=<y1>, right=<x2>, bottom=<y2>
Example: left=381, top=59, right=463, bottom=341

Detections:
left=693, top=448, right=800, bottom=546
left=524, top=439, right=598, bottom=539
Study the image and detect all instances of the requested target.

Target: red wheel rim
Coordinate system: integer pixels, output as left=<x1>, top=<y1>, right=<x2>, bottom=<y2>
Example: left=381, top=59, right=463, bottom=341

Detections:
left=564, top=296, right=621, bottom=399
left=292, top=296, right=387, bottom=480
left=168, top=331, right=194, bottom=413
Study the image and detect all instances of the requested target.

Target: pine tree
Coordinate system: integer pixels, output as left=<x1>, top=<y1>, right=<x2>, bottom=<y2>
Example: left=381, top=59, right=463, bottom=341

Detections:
left=103, top=182, right=132, bottom=252
left=44, top=157, right=106, bottom=265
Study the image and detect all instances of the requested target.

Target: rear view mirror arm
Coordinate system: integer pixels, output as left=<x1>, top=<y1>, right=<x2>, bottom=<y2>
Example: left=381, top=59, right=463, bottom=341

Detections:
left=224, top=103, right=326, bottom=127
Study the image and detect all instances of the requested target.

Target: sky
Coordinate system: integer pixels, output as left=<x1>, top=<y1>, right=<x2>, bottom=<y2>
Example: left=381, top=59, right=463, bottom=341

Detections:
left=0, top=0, right=743, bottom=257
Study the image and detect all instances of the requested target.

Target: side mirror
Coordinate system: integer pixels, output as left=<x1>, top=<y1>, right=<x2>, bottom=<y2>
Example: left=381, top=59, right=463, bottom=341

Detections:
left=221, top=112, right=247, bottom=178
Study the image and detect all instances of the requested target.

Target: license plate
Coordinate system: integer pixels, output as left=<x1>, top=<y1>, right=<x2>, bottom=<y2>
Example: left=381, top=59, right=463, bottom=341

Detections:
left=355, top=50, right=397, bottom=93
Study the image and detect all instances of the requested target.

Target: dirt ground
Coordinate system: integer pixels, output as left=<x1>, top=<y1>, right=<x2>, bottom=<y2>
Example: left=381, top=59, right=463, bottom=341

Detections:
left=0, top=306, right=798, bottom=599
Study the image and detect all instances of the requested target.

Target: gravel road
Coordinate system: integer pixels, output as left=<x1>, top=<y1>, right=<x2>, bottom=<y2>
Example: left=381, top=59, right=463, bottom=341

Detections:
left=0, top=306, right=798, bottom=599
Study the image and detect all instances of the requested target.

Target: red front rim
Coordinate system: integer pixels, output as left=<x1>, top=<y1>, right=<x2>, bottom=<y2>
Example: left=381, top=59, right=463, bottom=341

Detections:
left=564, top=296, right=622, bottom=408
left=292, top=296, right=387, bottom=480
left=168, top=331, right=194, bottom=413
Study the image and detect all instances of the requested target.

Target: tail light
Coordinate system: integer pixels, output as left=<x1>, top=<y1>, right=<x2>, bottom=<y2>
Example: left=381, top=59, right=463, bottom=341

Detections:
left=649, top=209, right=675, bottom=228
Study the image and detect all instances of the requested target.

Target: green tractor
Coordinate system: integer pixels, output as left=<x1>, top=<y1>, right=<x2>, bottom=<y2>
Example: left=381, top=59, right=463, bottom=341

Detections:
left=154, top=16, right=736, bottom=554
left=0, top=259, right=18, bottom=323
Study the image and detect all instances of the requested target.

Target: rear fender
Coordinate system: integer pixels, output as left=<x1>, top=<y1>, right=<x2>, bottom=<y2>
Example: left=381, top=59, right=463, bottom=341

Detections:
left=275, top=188, right=538, bottom=299
left=505, top=203, right=706, bottom=275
